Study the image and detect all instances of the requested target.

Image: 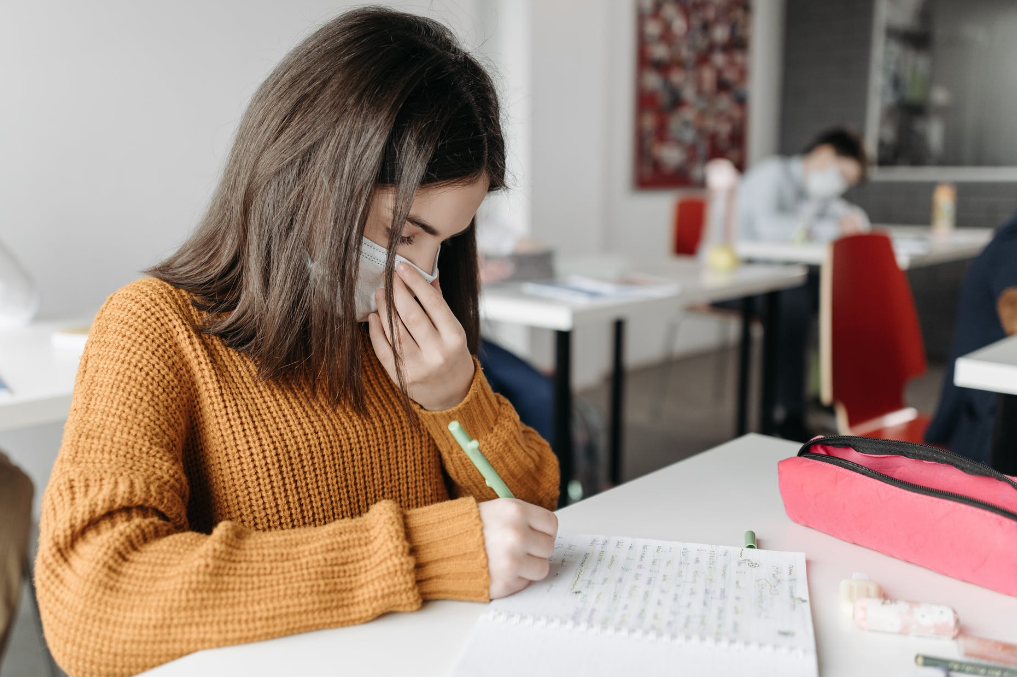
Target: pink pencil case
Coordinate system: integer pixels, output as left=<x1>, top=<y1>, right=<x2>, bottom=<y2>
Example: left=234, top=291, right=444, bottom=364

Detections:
left=778, top=435, right=1017, bottom=597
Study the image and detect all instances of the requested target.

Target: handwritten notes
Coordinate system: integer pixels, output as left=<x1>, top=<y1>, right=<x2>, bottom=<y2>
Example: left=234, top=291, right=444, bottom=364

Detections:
left=452, top=533, right=816, bottom=677
left=490, top=533, right=815, bottom=656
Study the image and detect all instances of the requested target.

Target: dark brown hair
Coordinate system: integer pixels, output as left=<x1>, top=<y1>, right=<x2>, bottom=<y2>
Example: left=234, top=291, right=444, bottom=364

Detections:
left=805, top=127, right=868, bottom=181
left=149, top=7, right=506, bottom=410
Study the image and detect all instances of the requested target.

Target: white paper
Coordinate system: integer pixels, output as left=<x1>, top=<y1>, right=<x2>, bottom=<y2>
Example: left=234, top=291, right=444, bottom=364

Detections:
left=451, top=533, right=818, bottom=677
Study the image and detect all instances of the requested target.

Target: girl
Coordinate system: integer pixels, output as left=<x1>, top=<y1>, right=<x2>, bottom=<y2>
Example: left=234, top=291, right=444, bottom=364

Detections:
left=35, top=8, right=559, bottom=677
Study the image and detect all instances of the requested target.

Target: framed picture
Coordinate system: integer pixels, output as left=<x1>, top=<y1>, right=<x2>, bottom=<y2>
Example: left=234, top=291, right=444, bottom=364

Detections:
left=635, top=0, right=750, bottom=189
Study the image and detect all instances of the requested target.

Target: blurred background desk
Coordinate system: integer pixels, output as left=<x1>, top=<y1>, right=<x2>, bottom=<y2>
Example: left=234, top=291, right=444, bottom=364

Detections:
left=481, top=257, right=807, bottom=494
left=955, top=335, right=1017, bottom=474
left=735, top=226, right=993, bottom=269
left=0, top=321, right=83, bottom=433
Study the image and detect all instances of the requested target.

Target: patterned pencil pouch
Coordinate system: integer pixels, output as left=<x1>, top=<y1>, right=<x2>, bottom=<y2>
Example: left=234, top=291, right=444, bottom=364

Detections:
left=778, top=435, right=1017, bottom=597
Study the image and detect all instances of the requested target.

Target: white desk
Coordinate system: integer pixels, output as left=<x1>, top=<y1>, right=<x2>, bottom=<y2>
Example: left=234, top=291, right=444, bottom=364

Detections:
left=735, top=225, right=993, bottom=269
left=954, top=335, right=1017, bottom=474
left=955, top=335, right=1017, bottom=397
left=481, top=257, right=807, bottom=488
left=143, top=434, right=1017, bottom=677
left=0, top=320, right=85, bottom=432
left=481, top=257, right=807, bottom=330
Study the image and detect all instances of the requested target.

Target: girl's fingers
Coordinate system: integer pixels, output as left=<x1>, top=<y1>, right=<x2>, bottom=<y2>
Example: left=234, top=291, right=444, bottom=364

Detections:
left=524, top=529, right=557, bottom=559
left=396, top=263, right=462, bottom=338
left=376, top=288, right=421, bottom=358
left=390, top=273, right=440, bottom=352
left=518, top=554, right=551, bottom=582
left=367, top=313, right=395, bottom=368
left=526, top=508, right=559, bottom=540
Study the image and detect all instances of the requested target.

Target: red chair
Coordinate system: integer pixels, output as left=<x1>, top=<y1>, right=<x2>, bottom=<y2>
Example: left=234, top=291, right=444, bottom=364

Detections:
left=653, top=194, right=728, bottom=418
left=820, top=233, right=930, bottom=442
left=672, top=196, right=706, bottom=256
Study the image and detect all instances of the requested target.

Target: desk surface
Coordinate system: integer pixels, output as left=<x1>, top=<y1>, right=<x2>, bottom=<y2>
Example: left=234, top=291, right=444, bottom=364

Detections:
left=481, top=256, right=807, bottom=330
left=143, top=434, right=1016, bottom=677
left=0, top=320, right=84, bottom=432
left=955, top=335, right=1017, bottom=396
left=735, top=225, right=992, bottom=270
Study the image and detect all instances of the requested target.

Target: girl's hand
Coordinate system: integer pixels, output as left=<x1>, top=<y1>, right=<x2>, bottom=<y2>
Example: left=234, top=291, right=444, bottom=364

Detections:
left=477, top=498, right=558, bottom=599
left=367, top=261, right=475, bottom=411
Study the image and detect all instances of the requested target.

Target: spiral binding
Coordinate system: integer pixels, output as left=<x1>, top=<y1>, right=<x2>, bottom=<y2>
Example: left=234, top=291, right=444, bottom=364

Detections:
left=484, top=609, right=809, bottom=658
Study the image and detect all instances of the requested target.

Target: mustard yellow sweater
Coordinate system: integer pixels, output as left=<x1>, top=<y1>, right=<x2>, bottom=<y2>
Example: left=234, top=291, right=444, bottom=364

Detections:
left=35, top=277, right=559, bottom=677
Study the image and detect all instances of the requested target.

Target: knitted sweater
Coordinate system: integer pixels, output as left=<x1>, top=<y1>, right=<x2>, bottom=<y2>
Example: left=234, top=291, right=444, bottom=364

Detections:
left=35, top=277, right=559, bottom=677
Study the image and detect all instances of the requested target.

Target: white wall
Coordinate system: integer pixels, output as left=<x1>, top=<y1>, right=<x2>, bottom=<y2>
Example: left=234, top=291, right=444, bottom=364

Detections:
left=500, top=0, right=787, bottom=387
left=0, top=0, right=483, bottom=513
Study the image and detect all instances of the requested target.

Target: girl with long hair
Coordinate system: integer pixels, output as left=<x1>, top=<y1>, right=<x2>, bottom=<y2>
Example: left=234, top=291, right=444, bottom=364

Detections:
left=35, top=8, right=559, bottom=676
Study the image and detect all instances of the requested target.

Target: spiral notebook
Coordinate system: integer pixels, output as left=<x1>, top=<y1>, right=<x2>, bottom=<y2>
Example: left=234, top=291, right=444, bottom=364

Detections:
left=451, top=534, right=818, bottom=677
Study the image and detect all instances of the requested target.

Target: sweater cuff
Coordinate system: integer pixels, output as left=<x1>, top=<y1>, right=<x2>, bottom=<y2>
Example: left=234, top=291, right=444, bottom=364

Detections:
left=413, top=358, right=501, bottom=441
left=404, top=497, right=490, bottom=602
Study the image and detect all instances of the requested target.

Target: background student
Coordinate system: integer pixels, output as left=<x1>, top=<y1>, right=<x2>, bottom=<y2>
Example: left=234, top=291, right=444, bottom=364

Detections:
left=734, top=128, right=869, bottom=440
left=34, top=9, right=559, bottom=677
left=736, top=128, right=870, bottom=244
left=925, top=211, right=1017, bottom=463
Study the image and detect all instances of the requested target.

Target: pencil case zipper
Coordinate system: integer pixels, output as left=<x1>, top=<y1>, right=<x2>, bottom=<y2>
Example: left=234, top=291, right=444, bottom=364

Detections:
left=797, top=435, right=1017, bottom=524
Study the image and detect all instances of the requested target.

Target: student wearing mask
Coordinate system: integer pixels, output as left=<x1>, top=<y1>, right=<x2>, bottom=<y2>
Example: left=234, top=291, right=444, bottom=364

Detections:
left=733, top=128, right=869, bottom=440
left=736, top=128, right=869, bottom=244
left=35, top=10, right=559, bottom=677
left=926, top=212, right=1017, bottom=464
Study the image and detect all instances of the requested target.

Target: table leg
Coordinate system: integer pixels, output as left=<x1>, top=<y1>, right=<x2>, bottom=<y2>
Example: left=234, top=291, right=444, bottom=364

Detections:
left=554, top=330, right=573, bottom=505
left=992, top=393, right=1017, bottom=475
left=609, top=320, right=625, bottom=485
left=760, top=290, right=781, bottom=436
left=736, top=296, right=753, bottom=436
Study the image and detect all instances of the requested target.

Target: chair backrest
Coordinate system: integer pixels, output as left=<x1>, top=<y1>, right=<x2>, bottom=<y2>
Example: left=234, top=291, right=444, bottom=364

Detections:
left=820, top=233, right=927, bottom=430
left=672, top=196, right=707, bottom=256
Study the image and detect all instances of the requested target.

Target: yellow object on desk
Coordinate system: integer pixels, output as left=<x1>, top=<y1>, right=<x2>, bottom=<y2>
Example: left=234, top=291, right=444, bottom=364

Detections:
left=705, top=243, right=740, bottom=272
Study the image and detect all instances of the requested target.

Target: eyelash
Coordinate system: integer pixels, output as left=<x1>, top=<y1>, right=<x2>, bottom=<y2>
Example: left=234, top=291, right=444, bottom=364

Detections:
left=387, top=226, right=416, bottom=246
left=388, top=225, right=460, bottom=247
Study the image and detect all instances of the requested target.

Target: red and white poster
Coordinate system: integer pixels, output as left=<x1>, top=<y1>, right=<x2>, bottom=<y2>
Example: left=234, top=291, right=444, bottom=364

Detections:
left=635, top=0, right=750, bottom=189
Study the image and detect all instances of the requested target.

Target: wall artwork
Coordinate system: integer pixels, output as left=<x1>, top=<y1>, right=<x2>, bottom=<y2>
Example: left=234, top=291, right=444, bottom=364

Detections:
left=635, top=0, right=751, bottom=189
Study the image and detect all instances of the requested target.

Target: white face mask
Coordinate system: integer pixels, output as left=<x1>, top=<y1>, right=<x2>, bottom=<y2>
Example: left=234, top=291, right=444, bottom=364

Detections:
left=353, top=237, right=439, bottom=321
left=804, top=166, right=848, bottom=200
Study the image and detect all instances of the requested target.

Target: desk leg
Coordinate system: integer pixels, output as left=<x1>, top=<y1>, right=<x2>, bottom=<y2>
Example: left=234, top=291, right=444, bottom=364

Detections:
left=554, top=330, right=573, bottom=505
left=992, top=393, right=1017, bottom=475
left=736, top=296, right=753, bottom=437
left=609, top=320, right=625, bottom=485
left=760, top=291, right=781, bottom=436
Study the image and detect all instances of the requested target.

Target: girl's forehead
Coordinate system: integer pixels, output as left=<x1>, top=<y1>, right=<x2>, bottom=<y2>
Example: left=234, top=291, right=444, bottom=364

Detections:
left=376, top=176, right=489, bottom=236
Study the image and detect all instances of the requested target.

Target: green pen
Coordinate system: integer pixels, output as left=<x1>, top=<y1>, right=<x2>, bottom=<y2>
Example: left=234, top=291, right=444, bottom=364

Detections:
left=744, top=531, right=757, bottom=549
left=916, top=654, right=1017, bottom=677
left=448, top=421, right=514, bottom=498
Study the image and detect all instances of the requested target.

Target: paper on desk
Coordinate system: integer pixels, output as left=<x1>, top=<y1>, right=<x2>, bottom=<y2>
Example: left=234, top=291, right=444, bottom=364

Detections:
left=451, top=533, right=818, bottom=677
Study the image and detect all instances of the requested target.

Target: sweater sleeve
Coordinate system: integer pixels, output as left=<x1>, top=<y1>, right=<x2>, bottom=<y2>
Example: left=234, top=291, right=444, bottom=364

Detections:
left=34, top=283, right=489, bottom=677
left=413, top=358, right=560, bottom=510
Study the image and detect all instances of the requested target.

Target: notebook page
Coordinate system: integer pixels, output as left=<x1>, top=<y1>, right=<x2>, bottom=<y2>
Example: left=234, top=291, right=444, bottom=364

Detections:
left=451, top=615, right=817, bottom=677
left=489, top=533, right=816, bottom=654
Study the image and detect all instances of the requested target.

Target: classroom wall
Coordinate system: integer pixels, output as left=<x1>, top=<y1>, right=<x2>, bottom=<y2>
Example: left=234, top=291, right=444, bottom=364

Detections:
left=497, top=0, right=786, bottom=389
left=0, top=0, right=487, bottom=514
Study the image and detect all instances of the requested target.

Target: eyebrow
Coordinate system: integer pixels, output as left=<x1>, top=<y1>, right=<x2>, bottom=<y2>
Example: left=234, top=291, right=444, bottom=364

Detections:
left=405, top=215, right=439, bottom=237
